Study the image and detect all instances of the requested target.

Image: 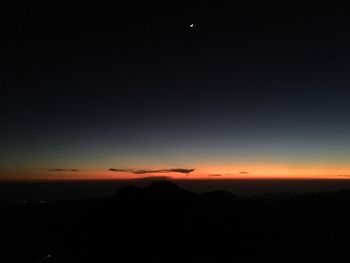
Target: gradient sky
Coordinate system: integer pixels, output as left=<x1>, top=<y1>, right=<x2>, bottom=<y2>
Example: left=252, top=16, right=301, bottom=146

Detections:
left=1, top=2, right=350, bottom=181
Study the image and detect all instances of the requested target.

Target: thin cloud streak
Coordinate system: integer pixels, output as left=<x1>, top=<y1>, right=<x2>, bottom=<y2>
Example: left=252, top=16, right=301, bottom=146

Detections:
left=208, top=174, right=223, bottom=177
left=133, top=176, right=173, bottom=181
left=208, top=173, right=237, bottom=177
left=109, top=168, right=195, bottom=175
left=338, top=174, right=350, bottom=178
left=49, top=169, right=80, bottom=172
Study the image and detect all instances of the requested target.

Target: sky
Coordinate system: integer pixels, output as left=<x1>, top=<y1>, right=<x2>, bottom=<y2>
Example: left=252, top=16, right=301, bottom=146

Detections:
left=1, top=2, right=350, bottom=181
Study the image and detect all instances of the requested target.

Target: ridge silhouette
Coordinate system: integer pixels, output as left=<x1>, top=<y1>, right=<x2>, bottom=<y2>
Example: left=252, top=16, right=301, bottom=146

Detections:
left=115, top=180, right=195, bottom=201
left=2, top=181, right=350, bottom=263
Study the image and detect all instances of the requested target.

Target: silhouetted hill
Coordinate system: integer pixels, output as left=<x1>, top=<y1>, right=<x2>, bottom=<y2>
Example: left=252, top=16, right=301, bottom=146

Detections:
left=201, top=190, right=237, bottom=200
left=2, top=181, right=350, bottom=262
left=114, top=181, right=196, bottom=202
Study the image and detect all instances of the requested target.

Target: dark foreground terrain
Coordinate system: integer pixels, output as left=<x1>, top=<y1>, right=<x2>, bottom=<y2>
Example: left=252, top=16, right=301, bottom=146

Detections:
left=1, top=181, right=350, bottom=262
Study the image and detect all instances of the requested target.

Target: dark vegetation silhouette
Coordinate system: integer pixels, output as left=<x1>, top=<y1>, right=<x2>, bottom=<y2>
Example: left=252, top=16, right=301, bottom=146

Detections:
left=1, top=180, right=350, bottom=262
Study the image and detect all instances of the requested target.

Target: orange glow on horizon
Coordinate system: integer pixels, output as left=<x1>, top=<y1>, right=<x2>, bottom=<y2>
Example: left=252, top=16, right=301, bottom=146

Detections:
left=1, top=163, right=350, bottom=182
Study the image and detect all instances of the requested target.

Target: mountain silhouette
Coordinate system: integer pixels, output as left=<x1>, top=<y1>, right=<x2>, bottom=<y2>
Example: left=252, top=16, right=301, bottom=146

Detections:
left=115, top=180, right=195, bottom=201
left=2, top=181, right=350, bottom=263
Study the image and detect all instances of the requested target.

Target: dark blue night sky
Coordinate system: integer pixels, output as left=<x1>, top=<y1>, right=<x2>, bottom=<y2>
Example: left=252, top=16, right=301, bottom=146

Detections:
left=1, top=2, right=350, bottom=180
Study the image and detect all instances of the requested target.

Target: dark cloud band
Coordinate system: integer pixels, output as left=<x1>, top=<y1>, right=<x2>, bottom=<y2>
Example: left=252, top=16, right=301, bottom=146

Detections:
left=49, top=169, right=80, bottom=172
left=109, top=168, right=195, bottom=175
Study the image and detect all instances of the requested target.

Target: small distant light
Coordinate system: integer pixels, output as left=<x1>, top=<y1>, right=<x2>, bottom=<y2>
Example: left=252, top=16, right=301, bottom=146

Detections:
left=46, top=254, right=52, bottom=258
left=189, top=24, right=194, bottom=28
left=39, top=200, right=47, bottom=203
